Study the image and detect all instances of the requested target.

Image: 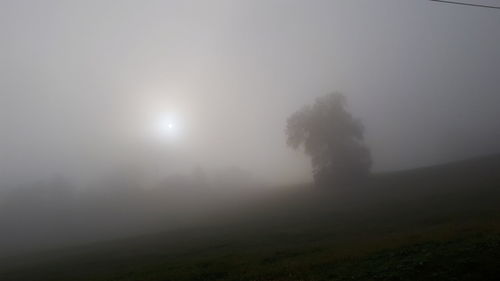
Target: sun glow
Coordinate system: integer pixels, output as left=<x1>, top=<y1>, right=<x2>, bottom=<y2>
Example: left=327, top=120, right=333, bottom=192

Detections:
left=140, top=91, right=189, bottom=142
left=153, top=113, right=179, bottom=139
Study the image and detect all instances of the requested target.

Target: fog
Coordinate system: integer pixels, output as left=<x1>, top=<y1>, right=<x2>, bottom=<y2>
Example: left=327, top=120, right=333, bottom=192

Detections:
left=1, top=0, right=500, bottom=255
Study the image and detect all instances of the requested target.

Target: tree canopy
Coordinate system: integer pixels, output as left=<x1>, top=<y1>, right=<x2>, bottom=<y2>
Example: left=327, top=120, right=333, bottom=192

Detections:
left=286, top=93, right=371, bottom=187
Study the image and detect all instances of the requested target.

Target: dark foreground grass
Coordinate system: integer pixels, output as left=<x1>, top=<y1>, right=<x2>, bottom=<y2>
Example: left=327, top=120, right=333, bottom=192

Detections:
left=1, top=154, right=500, bottom=280
left=100, top=234, right=500, bottom=281
left=2, top=223, right=500, bottom=281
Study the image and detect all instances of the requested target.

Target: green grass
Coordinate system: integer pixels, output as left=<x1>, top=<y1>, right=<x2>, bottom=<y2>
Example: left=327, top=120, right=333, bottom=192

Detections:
left=1, top=154, right=500, bottom=280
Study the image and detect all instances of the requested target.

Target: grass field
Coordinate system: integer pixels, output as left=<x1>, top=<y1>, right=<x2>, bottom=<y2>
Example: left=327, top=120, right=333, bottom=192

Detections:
left=1, top=155, right=500, bottom=280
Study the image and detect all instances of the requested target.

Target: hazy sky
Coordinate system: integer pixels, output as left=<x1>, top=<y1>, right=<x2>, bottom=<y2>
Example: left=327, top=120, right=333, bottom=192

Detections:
left=1, top=0, right=499, bottom=186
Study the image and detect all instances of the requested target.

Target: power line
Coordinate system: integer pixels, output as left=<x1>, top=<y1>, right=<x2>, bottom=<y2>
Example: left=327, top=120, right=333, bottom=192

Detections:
left=430, top=0, right=500, bottom=9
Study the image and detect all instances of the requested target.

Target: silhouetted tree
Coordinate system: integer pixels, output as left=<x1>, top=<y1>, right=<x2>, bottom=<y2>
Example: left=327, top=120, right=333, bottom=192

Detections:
left=286, top=93, right=371, bottom=187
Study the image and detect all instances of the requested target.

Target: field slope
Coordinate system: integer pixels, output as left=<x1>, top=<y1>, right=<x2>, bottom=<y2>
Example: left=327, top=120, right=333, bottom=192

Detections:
left=1, top=154, right=500, bottom=281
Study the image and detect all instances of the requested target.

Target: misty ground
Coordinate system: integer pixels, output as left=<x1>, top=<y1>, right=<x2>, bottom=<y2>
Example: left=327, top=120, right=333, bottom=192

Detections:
left=1, top=154, right=500, bottom=280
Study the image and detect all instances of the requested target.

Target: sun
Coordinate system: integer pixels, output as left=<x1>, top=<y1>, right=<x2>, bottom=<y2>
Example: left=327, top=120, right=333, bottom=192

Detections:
left=153, top=113, right=178, bottom=138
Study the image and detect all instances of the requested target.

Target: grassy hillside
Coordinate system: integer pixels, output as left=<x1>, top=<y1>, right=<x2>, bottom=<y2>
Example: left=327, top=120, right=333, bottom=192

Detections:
left=1, top=154, right=500, bottom=281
